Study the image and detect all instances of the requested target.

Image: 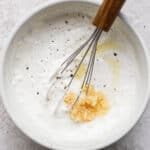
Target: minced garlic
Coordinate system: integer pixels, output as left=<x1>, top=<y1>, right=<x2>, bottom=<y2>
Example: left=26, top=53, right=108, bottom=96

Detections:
left=64, top=85, right=110, bottom=122
left=64, top=92, right=76, bottom=105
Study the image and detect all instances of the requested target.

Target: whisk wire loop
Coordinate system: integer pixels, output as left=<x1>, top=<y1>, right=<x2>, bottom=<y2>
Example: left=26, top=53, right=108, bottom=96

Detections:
left=71, top=28, right=102, bottom=107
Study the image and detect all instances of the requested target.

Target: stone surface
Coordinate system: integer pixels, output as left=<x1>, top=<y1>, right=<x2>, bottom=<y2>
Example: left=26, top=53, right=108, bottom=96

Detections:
left=0, top=0, right=150, bottom=150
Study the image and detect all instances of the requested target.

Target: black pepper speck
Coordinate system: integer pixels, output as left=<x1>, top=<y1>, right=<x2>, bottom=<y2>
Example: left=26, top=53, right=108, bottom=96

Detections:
left=113, top=52, right=118, bottom=56
left=26, top=67, right=29, bottom=70
left=56, top=76, right=61, bottom=79
left=70, top=74, right=74, bottom=77
left=114, top=88, right=117, bottom=91
left=37, top=92, right=39, bottom=95
left=64, top=86, right=67, bottom=89
left=65, top=20, right=69, bottom=24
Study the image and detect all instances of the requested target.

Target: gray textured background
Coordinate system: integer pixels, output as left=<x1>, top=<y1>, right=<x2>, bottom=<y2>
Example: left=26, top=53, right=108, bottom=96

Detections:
left=0, top=0, right=150, bottom=150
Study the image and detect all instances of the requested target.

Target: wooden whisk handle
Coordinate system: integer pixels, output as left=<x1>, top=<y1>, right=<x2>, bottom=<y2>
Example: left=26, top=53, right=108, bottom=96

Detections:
left=93, top=0, right=126, bottom=32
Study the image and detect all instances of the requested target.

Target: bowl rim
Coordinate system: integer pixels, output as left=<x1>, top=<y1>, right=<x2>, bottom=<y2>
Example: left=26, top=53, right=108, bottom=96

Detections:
left=0, top=0, right=150, bottom=150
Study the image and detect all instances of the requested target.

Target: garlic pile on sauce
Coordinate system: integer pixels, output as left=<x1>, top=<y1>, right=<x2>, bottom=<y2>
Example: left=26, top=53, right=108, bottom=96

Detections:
left=64, top=85, right=110, bottom=122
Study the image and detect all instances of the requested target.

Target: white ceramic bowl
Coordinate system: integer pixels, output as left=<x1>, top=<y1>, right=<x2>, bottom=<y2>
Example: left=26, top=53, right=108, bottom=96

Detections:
left=0, top=0, right=150, bottom=150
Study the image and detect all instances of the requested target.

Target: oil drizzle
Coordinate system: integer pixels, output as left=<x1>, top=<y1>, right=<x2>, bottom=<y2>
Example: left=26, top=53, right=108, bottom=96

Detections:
left=75, top=63, right=86, bottom=79
left=96, top=39, right=121, bottom=87
left=105, top=56, right=120, bottom=87
left=97, top=39, right=119, bottom=54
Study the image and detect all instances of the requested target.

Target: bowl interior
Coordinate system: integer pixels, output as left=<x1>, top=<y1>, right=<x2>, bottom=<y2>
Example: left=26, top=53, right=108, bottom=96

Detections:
left=2, top=1, right=149, bottom=150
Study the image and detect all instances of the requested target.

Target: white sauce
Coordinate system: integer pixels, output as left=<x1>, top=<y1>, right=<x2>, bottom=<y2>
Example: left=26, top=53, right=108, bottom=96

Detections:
left=4, top=12, right=143, bottom=149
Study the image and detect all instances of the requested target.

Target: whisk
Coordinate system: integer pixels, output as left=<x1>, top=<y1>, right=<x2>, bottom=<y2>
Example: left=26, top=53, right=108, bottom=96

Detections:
left=48, top=0, right=126, bottom=109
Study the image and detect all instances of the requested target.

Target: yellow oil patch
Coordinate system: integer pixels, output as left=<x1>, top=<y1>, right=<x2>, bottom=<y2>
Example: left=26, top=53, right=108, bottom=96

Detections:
left=97, top=39, right=119, bottom=54
left=96, top=39, right=121, bottom=86
left=105, top=57, right=120, bottom=86
left=75, top=63, right=86, bottom=80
